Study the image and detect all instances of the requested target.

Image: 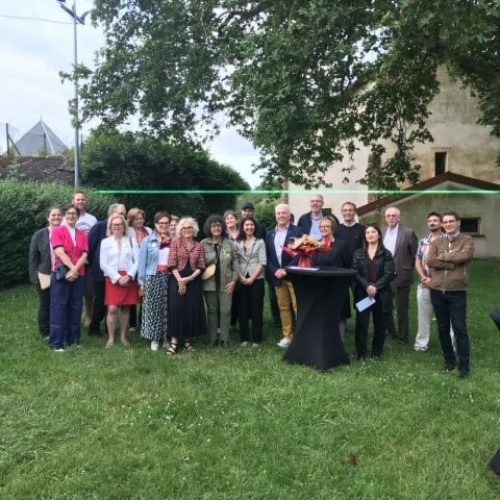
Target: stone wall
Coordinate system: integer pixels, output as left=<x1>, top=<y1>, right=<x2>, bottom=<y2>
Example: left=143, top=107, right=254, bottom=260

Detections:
left=0, top=156, right=73, bottom=185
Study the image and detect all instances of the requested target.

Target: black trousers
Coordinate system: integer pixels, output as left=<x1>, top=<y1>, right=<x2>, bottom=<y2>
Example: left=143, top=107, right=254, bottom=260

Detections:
left=238, top=279, right=264, bottom=343
left=89, top=279, right=106, bottom=334
left=430, top=289, right=470, bottom=372
left=385, top=283, right=411, bottom=340
left=36, top=285, right=51, bottom=337
left=355, top=296, right=386, bottom=358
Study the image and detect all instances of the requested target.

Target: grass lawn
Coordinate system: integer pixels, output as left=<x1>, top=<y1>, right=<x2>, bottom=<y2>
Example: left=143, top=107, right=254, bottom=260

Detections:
left=1, top=259, right=500, bottom=499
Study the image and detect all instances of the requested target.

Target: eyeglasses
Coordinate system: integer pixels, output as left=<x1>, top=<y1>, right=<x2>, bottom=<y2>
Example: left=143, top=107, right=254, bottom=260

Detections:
left=181, top=226, right=194, bottom=230
left=319, top=225, right=332, bottom=229
left=211, top=223, right=222, bottom=228
left=66, top=212, right=77, bottom=217
left=156, top=222, right=169, bottom=225
left=112, top=224, right=124, bottom=227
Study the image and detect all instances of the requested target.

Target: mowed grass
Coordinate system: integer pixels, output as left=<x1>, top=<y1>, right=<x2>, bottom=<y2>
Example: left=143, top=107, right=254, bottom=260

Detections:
left=1, top=260, right=500, bottom=499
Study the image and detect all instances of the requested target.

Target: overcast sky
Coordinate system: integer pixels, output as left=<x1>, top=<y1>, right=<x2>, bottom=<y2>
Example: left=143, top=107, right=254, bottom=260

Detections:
left=0, top=0, right=262, bottom=186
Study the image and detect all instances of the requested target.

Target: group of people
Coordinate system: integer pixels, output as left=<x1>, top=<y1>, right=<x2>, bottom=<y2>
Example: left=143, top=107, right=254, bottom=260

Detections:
left=29, top=192, right=474, bottom=378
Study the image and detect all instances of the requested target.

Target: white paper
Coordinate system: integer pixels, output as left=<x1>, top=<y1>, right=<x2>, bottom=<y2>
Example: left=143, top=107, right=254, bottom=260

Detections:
left=287, top=266, right=320, bottom=271
left=355, top=296, right=376, bottom=312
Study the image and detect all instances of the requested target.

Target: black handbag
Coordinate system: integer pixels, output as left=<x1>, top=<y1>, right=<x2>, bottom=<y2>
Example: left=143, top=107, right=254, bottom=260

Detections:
left=54, top=264, right=70, bottom=281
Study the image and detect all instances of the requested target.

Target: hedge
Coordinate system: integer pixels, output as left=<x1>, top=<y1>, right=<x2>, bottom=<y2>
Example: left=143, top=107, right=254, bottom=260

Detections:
left=0, top=179, right=114, bottom=288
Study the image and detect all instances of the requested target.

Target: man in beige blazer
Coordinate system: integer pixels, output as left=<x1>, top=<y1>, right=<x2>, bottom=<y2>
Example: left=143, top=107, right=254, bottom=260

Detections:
left=382, top=207, right=418, bottom=342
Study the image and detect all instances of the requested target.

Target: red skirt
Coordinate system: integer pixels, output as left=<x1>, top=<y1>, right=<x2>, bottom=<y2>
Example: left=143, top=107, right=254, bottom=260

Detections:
left=105, top=271, right=139, bottom=306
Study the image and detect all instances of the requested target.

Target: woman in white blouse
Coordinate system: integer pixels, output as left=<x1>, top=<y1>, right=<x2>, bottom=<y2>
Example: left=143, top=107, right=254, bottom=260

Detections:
left=100, top=214, right=139, bottom=347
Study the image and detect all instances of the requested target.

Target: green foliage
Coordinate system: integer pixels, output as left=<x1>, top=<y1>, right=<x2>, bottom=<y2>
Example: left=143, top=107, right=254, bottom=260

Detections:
left=81, top=130, right=249, bottom=227
left=1, top=260, right=500, bottom=498
left=74, top=1, right=500, bottom=189
left=0, top=179, right=114, bottom=288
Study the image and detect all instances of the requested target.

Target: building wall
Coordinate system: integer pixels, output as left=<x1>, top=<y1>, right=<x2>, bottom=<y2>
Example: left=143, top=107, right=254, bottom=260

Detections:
left=359, top=181, right=500, bottom=258
left=288, top=67, right=500, bottom=223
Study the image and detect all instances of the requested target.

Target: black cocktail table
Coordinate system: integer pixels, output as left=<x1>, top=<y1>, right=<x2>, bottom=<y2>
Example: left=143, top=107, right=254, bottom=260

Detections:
left=283, top=266, right=356, bottom=372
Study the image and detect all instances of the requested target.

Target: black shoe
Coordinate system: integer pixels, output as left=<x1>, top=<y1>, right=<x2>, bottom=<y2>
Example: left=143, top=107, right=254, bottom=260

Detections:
left=458, top=369, right=470, bottom=379
left=356, top=355, right=366, bottom=362
left=443, top=362, right=456, bottom=372
left=219, top=340, right=229, bottom=348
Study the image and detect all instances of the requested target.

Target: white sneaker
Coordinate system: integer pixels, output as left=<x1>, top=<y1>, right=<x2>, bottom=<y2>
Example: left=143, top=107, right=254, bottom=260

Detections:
left=277, top=337, right=291, bottom=348
left=252, top=343, right=260, bottom=348
left=151, top=340, right=160, bottom=351
left=52, top=348, right=65, bottom=352
left=240, top=341, right=249, bottom=347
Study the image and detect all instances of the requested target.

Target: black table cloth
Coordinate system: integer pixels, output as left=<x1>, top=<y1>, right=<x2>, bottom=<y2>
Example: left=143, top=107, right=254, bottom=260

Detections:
left=283, top=266, right=357, bottom=372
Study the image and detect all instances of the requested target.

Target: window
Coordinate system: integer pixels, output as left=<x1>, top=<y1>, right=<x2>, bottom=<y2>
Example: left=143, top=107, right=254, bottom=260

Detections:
left=435, top=152, right=447, bottom=176
left=460, top=218, right=480, bottom=235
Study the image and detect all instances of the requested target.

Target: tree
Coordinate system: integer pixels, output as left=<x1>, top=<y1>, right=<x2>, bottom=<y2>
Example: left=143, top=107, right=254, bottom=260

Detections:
left=81, top=130, right=249, bottom=227
left=77, top=1, right=500, bottom=188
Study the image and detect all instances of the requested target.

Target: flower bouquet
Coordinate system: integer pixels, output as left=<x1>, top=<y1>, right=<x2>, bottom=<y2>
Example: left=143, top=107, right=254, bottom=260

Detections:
left=282, top=235, right=329, bottom=268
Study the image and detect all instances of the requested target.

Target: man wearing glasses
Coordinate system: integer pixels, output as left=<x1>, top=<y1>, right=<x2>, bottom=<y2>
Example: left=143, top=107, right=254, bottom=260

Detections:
left=297, top=194, right=339, bottom=241
left=427, top=211, right=474, bottom=379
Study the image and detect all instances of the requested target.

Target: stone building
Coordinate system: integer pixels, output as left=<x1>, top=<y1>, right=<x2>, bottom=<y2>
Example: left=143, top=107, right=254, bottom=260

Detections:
left=287, top=67, right=500, bottom=256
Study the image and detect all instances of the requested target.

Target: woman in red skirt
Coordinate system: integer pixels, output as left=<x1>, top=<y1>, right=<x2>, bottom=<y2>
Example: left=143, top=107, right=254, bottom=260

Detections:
left=100, top=214, right=139, bottom=347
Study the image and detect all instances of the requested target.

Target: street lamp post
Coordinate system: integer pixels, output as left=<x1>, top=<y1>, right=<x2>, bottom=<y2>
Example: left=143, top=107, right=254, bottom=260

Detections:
left=57, top=0, right=89, bottom=188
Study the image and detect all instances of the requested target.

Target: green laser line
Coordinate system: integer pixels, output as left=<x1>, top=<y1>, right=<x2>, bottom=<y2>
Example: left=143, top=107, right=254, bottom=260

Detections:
left=96, top=189, right=500, bottom=195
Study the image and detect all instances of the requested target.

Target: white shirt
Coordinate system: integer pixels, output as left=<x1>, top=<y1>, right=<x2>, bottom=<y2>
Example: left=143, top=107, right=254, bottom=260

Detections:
left=99, top=236, right=138, bottom=283
left=158, top=246, right=170, bottom=266
left=75, top=212, right=97, bottom=234
left=309, top=218, right=321, bottom=240
left=384, top=224, right=399, bottom=257
left=274, top=225, right=289, bottom=267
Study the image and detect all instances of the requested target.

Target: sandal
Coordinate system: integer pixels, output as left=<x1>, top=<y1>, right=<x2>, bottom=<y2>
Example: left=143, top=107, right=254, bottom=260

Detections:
left=184, top=341, right=194, bottom=351
left=167, top=342, right=178, bottom=355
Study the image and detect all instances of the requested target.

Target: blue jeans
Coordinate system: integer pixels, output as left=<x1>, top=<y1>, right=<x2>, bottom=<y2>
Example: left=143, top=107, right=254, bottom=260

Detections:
left=430, top=289, right=470, bottom=371
left=49, top=275, right=84, bottom=349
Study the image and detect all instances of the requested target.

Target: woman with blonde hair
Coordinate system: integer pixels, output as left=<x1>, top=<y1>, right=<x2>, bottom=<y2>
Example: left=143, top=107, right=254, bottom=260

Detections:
left=100, top=214, right=139, bottom=347
left=167, top=217, right=207, bottom=353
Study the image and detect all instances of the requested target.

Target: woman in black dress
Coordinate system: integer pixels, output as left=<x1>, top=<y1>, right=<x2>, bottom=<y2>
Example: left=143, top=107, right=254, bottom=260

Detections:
left=312, top=216, right=352, bottom=338
left=351, top=224, right=395, bottom=361
left=167, top=217, right=207, bottom=353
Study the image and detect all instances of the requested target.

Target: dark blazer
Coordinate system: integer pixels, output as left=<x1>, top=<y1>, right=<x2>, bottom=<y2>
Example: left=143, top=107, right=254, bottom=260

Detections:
left=87, top=219, right=108, bottom=282
left=313, top=239, right=352, bottom=319
left=352, top=247, right=395, bottom=313
left=265, top=224, right=303, bottom=286
left=382, top=224, right=418, bottom=288
left=29, top=228, right=51, bottom=281
left=312, top=239, right=351, bottom=269
left=297, top=211, right=340, bottom=235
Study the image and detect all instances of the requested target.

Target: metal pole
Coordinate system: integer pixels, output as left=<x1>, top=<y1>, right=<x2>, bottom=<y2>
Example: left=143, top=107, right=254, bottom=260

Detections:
left=72, top=1, right=80, bottom=187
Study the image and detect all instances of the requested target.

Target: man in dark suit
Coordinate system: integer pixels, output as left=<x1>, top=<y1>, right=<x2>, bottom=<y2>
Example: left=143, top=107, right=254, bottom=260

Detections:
left=382, top=206, right=418, bottom=342
left=297, top=194, right=339, bottom=240
left=266, top=203, right=303, bottom=347
left=87, top=203, right=126, bottom=336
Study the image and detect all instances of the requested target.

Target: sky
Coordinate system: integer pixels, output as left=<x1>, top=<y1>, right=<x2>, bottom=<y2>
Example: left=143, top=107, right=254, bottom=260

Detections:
left=0, top=0, right=262, bottom=186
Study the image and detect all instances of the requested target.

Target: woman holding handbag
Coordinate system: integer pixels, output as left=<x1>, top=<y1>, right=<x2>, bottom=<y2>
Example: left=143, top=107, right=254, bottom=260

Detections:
left=201, top=215, right=238, bottom=347
left=29, top=206, right=63, bottom=340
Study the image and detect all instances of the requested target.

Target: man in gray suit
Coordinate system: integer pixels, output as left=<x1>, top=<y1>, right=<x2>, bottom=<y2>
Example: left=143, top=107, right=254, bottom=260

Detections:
left=383, top=207, right=418, bottom=342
